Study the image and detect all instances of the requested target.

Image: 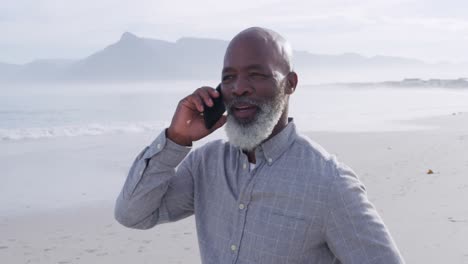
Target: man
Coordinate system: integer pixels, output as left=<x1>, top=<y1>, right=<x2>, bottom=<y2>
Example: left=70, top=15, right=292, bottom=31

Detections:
left=115, top=27, right=404, bottom=263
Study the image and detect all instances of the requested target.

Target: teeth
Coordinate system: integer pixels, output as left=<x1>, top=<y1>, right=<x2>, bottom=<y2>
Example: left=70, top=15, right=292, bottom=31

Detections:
left=235, top=105, right=252, bottom=109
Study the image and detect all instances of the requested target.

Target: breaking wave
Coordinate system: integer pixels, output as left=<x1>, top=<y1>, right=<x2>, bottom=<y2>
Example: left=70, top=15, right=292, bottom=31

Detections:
left=0, top=121, right=168, bottom=141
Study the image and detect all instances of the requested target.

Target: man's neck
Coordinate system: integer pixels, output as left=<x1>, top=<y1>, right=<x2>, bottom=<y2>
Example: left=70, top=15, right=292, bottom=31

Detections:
left=243, top=115, right=291, bottom=164
left=244, top=150, right=256, bottom=164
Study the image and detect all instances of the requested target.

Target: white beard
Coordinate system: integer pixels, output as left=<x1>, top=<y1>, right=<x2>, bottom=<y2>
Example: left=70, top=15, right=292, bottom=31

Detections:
left=224, top=89, right=286, bottom=151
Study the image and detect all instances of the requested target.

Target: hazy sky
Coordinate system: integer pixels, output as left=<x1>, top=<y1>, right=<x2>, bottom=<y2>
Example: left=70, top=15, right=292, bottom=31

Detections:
left=2, top=0, right=468, bottom=64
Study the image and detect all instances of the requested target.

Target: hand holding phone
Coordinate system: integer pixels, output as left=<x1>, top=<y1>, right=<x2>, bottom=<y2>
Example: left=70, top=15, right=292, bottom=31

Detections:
left=167, top=84, right=226, bottom=146
left=203, top=84, right=226, bottom=129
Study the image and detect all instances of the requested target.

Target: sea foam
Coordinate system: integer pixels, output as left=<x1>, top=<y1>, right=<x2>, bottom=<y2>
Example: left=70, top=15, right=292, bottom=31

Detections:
left=0, top=121, right=168, bottom=141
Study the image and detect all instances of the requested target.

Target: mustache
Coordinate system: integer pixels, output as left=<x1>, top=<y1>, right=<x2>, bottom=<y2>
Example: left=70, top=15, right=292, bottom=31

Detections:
left=225, top=97, right=262, bottom=109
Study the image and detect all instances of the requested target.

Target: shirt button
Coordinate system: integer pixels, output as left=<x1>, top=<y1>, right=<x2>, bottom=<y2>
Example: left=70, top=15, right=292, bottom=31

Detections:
left=231, top=244, right=237, bottom=251
left=157, top=143, right=162, bottom=149
left=239, top=204, right=245, bottom=210
left=242, top=163, right=247, bottom=170
left=268, top=158, right=273, bottom=163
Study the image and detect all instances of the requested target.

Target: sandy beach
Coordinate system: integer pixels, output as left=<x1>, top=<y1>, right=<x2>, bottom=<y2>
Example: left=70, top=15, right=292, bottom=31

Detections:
left=1, top=112, right=467, bottom=264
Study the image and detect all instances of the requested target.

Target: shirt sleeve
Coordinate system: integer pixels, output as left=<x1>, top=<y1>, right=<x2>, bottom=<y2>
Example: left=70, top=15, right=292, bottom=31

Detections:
left=114, top=129, right=195, bottom=229
left=324, top=163, right=405, bottom=264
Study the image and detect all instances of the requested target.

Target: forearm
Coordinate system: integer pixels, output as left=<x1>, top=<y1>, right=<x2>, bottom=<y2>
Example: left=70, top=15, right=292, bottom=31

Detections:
left=114, top=130, right=192, bottom=229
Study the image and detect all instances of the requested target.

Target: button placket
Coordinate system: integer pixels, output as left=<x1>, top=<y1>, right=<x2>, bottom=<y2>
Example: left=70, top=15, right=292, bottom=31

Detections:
left=232, top=158, right=264, bottom=263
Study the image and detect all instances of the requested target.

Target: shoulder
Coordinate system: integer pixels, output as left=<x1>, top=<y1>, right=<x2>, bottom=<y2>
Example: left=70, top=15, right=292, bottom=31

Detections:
left=291, top=134, right=368, bottom=213
left=290, top=133, right=338, bottom=172
left=292, top=133, right=334, bottom=162
left=290, top=133, right=360, bottom=185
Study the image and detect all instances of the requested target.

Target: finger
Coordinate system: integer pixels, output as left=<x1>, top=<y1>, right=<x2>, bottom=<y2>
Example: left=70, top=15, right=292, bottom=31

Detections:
left=200, top=86, right=220, bottom=99
left=207, top=86, right=220, bottom=98
left=186, top=93, right=204, bottom=113
left=180, top=97, right=198, bottom=112
left=196, top=88, right=213, bottom=107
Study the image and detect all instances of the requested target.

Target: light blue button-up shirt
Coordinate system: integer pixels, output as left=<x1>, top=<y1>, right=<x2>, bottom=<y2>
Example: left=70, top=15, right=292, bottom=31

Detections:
left=115, top=120, right=404, bottom=263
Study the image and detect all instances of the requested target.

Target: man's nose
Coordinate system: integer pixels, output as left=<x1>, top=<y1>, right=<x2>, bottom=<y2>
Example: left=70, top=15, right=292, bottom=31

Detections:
left=232, top=77, right=253, bottom=97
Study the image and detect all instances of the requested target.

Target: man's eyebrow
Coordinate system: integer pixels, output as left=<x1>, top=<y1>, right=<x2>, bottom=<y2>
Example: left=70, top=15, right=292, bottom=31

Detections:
left=222, top=67, right=235, bottom=74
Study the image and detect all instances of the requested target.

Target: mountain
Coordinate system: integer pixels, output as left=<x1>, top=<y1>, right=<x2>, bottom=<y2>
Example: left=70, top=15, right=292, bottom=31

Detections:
left=63, top=32, right=227, bottom=81
left=292, top=51, right=468, bottom=83
left=293, top=51, right=425, bottom=69
left=1, top=32, right=467, bottom=83
left=63, top=32, right=228, bottom=81
left=19, top=59, right=75, bottom=81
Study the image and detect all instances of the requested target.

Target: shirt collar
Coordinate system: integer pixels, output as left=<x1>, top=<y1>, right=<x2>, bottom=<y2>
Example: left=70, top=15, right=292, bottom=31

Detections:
left=255, top=118, right=297, bottom=166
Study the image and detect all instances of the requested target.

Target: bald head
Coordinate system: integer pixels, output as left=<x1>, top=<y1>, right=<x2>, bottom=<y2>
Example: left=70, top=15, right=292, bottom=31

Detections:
left=224, top=27, right=294, bottom=74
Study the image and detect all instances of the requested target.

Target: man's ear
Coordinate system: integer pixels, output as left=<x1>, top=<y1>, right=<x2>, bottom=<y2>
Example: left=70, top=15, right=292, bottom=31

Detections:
left=285, top=72, right=298, bottom=95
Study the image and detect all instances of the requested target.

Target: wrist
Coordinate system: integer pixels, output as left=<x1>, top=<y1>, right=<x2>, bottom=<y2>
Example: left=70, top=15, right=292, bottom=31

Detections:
left=166, top=128, right=193, bottom=147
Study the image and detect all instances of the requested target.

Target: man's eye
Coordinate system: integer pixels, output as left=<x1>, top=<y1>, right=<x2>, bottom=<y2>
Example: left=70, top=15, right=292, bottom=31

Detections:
left=249, top=72, right=268, bottom=79
left=222, top=75, right=234, bottom=82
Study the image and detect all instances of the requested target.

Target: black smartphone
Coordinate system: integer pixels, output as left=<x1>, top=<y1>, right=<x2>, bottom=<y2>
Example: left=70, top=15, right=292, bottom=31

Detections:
left=203, top=84, right=226, bottom=129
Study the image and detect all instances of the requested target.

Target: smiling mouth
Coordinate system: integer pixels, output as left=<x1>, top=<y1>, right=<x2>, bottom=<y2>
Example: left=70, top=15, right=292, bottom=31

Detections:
left=234, top=104, right=256, bottom=110
left=231, top=103, right=258, bottom=120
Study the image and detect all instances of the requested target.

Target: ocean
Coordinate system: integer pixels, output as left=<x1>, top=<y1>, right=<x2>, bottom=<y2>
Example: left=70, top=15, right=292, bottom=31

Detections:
left=1, top=81, right=468, bottom=141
